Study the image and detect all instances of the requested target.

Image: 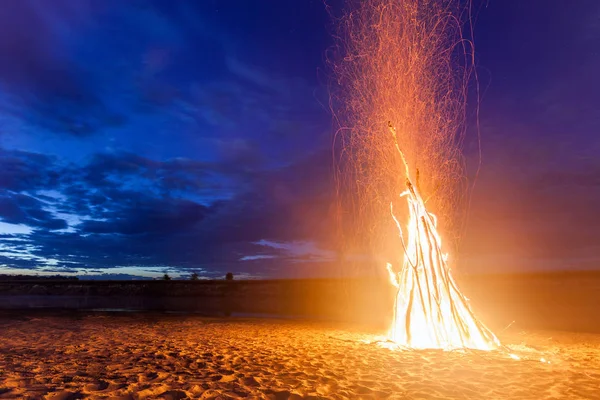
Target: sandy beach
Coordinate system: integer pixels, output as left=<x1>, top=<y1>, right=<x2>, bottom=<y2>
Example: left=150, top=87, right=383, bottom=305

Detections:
left=0, top=313, right=599, bottom=399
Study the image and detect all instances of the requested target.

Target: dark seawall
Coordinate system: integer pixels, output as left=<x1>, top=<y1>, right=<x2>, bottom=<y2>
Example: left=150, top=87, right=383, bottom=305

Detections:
left=0, top=279, right=393, bottom=327
left=1, top=272, right=599, bottom=333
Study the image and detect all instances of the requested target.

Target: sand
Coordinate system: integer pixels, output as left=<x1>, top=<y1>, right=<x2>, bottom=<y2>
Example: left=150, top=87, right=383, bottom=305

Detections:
left=0, top=313, right=599, bottom=399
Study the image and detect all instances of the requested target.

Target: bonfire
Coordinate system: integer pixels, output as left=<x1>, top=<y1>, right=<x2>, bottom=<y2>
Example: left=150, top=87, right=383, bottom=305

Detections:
left=333, top=0, right=499, bottom=350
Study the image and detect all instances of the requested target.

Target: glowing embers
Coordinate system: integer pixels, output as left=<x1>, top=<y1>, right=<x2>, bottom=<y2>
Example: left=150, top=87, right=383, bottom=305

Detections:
left=386, top=177, right=500, bottom=350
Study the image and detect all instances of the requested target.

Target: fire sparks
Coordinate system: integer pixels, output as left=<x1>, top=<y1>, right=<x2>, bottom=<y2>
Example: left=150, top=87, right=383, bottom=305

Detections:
left=333, top=0, right=500, bottom=350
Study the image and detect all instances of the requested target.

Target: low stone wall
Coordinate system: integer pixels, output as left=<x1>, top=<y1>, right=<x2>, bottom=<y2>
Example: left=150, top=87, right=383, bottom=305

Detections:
left=1, top=272, right=599, bottom=333
left=0, top=279, right=394, bottom=327
left=456, top=271, right=600, bottom=334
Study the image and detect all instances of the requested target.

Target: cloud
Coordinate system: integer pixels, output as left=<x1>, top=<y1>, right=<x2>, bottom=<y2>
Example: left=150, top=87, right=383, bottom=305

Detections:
left=0, top=145, right=335, bottom=276
left=80, top=199, right=208, bottom=235
left=0, top=0, right=127, bottom=138
left=0, top=222, right=32, bottom=235
left=187, top=57, right=328, bottom=166
left=0, top=149, right=61, bottom=192
left=252, top=239, right=336, bottom=263
left=239, top=255, right=277, bottom=262
left=0, top=193, right=67, bottom=231
left=0, top=2, right=334, bottom=278
left=0, top=1, right=192, bottom=139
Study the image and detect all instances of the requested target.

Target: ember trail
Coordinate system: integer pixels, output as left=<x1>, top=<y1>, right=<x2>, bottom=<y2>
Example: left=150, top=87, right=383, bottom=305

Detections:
left=334, top=0, right=499, bottom=349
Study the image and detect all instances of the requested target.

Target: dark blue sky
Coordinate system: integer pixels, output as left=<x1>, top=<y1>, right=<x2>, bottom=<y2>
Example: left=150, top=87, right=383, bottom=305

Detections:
left=0, top=1, right=598, bottom=279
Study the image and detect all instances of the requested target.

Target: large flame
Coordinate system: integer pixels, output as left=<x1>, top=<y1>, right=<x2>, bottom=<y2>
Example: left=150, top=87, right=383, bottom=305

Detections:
left=386, top=177, right=499, bottom=350
left=332, top=0, right=500, bottom=350
left=384, top=126, right=499, bottom=350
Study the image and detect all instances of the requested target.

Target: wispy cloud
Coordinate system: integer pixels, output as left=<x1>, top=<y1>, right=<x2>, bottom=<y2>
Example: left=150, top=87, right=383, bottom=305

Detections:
left=239, top=254, right=277, bottom=261
left=253, top=239, right=335, bottom=263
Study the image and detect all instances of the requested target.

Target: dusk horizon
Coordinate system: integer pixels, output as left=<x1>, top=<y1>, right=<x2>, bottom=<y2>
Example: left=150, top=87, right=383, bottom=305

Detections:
left=1, top=0, right=599, bottom=280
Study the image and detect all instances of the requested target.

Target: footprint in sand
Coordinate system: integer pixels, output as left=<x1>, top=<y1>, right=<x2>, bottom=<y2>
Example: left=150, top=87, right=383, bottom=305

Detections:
left=44, top=390, right=84, bottom=400
left=242, top=376, right=260, bottom=387
left=83, top=380, right=109, bottom=391
left=158, top=389, right=189, bottom=400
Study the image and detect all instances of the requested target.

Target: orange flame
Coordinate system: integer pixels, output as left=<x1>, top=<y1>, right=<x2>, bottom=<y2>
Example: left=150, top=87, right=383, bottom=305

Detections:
left=387, top=173, right=499, bottom=350
left=331, top=0, right=500, bottom=350
left=383, top=124, right=499, bottom=350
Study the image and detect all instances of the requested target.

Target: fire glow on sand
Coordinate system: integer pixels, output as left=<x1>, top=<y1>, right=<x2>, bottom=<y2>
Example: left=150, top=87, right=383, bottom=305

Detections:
left=333, top=0, right=500, bottom=349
